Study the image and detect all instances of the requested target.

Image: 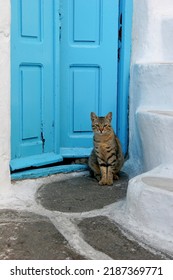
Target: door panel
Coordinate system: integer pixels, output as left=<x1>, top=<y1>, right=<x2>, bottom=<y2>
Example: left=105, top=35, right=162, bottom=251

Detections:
left=11, top=0, right=62, bottom=170
left=21, top=0, right=41, bottom=39
left=73, top=0, right=100, bottom=43
left=60, top=0, right=119, bottom=155
left=73, top=66, right=100, bottom=132
left=20, top=65, right=42, bottom=156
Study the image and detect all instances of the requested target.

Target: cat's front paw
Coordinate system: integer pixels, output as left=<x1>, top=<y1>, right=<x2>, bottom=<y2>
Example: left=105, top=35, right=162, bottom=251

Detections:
left=107, top=178, right=113, bottom=185
left=99, top=178, right=107, bottom=185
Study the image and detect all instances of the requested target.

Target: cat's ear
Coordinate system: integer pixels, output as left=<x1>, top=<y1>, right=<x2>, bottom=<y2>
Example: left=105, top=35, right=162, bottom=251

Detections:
left=106, top=112, right=112, bottom=122
left=91, top=112, right=98, bottom=121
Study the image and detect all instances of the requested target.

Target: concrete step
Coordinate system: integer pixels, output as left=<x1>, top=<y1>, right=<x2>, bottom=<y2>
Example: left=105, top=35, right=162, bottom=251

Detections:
left=136, top=109, right=173, bottom=171
left=128, top=63, right=173, bottom=176
left=125, top=164, right=173, bottom=256
left=132, top=63, right=173, bottom=110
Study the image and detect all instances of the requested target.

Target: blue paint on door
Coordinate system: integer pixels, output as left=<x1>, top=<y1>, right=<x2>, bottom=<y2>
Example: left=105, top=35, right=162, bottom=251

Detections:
left=11, top=0, right=132, bottom=173
left=60, top=0, right=119, bottom=157
left=11, top=0, right=62, bottom=171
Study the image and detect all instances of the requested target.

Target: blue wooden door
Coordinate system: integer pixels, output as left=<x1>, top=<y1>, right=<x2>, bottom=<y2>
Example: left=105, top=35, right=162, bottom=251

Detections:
left=11, top=0, right=130, bottom=172
left=60, top=0, right=119, bottom=157
left=11, top=0, right=62, bottom=171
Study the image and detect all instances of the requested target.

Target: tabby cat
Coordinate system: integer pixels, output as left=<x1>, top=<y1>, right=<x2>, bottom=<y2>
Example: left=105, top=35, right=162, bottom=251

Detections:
left=88, top=112, right=124, bottom=185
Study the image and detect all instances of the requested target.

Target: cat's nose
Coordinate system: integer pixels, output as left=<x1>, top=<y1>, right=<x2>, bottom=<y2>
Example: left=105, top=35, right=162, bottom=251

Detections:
left=100, top=128, right=103, bottom=133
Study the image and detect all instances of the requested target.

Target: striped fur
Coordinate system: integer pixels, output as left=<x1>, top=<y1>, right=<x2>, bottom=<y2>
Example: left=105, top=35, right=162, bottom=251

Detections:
left=88, top=112, right=124, bottom=185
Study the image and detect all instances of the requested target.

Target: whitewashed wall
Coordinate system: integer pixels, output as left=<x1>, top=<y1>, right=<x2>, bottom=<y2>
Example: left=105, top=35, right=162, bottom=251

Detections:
left=125, top=0, right=173, bottom=176
left=131, top=0, right=173, bottom=63
left=0, top=0, right=11, bottom=191
left=122, top=0, right=173, bottom=256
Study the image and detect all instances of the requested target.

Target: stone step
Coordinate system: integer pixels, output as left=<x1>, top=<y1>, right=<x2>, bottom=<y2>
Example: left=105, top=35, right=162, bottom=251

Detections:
left=132, top=63, right=173, bottom=110
left=125, top=164, right=173, bottom=257
left=136, top=109, right=173, bottom=171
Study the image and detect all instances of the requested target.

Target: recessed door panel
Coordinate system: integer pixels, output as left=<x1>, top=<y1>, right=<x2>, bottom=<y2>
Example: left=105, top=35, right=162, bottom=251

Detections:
left=72, top=66, right=100, bottom=132
left=73, top=0, right=100, bottom=43
left=21, top=0, right=41, bottom=39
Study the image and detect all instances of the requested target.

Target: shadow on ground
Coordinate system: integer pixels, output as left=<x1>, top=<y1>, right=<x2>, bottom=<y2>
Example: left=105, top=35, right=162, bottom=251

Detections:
left=36, top=172, right=128, bottom=212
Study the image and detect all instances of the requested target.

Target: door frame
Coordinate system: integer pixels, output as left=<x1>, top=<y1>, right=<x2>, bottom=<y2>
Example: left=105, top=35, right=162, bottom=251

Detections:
left=117, top=0, right=133, bottom=156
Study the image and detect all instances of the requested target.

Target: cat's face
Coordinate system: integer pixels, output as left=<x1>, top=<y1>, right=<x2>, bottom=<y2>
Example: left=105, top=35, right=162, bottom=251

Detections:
left=91, top=112, right=112, bottom=135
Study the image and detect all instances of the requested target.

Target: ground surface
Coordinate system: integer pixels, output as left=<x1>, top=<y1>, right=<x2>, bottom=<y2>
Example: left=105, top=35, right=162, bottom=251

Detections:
left=0, top=172, right=171, bottom=260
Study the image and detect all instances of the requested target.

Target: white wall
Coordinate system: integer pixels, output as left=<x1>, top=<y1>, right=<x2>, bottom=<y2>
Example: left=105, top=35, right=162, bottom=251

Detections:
left=125, top=0, right=173, bottom=176
left=131, top=0, right=173, bottom=63
left=0, top=0, right=11, bottom=191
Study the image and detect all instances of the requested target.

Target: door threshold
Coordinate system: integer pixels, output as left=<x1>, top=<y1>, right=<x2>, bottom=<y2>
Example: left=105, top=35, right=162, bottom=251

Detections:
left=10, top=153, right=63, bottom=171
left=11, top=163, right=88, bottom=181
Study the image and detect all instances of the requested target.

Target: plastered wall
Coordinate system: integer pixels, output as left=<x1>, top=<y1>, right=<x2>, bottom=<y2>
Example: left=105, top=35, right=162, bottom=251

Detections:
left=0, top=0, right=11, bottom=191
left=125, top=0, right=173, bottom=176
left=131, top=0, right=173, bottom=63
